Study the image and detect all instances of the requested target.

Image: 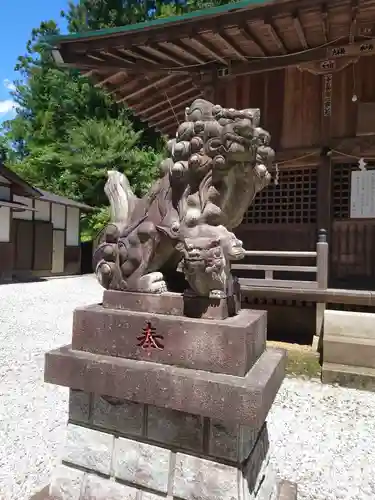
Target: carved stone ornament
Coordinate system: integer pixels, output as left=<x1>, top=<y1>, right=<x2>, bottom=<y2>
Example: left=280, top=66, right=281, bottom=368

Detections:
left=93, top=99, right=275, bottom=297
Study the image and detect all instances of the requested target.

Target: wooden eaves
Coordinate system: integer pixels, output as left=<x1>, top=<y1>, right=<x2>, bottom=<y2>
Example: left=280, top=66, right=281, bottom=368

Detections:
left=46, top=0, right=375, bottom=136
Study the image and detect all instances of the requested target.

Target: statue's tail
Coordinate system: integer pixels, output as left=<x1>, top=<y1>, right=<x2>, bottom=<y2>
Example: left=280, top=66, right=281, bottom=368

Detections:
left=104, top=170, right=138, bottom=225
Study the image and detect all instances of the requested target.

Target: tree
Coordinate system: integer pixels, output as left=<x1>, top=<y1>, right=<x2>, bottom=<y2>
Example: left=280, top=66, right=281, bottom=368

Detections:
left=2, top=0, right=236, bottom=240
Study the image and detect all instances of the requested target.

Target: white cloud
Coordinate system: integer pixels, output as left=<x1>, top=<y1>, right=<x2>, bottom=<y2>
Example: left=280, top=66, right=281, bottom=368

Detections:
left=3, top=79, right=16, bottom=92
left=0, top=99, right=19, bottom=116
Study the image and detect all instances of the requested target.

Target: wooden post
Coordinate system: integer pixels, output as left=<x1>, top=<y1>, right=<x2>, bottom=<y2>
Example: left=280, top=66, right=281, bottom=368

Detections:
left=315, top=228, right=329, bottom=350
left=317, top=151, right=332, bottom=245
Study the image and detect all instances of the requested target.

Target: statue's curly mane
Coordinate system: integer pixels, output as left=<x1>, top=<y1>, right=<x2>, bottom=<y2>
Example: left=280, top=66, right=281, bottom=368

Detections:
left=93, top=98, right=275, bottom=296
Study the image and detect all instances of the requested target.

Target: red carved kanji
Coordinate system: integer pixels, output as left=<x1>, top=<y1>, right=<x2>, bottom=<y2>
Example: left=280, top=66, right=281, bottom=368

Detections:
left=137, top=321, right=164, bottom=350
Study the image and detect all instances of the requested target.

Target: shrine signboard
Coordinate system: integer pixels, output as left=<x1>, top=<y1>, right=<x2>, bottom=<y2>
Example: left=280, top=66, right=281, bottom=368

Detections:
left=350, top=170, right=375, bottom=218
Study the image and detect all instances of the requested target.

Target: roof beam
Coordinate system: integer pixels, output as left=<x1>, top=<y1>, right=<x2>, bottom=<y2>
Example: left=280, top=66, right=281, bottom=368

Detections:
left=166, top=40, right=207, bottom=64
left=293, top=13, right=308, bottom=49
left=321, top=4, right=329, bottom=43
left=240, top=24, right=267, bottom=56
left=59, top=0, right=328, bottom=54
left=59, top=48, right=186, bottom=75
left=192, top=34, right=228, bottom=65
left=215, top=32, right=248, bottom=61
left=146, top=93, right=202, bottom=121
left=139, top=44, right=186, bottom=66
left=137, top=85, right=199, bottom=116
left=217, top=37, right=375, bottom=78
left=132, top=78, right=192, bottom=112
left=117, top=74, right=176, bottom=103
left=264, top=20, right=287, bottom=54
left=117, top=47, right=159, bottom=65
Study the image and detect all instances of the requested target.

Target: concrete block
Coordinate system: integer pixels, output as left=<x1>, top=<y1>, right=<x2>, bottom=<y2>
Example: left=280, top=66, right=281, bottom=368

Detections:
left=92, top=397, right=144, bottom=436
left=324, top=335, right=375, bottom=369
left=147, top=405, right=204, bottom=452
left=69, top=390, right=91, bottom=424
left=49, top=465, right=85, bottom=500
left=81, top=474, right=137, bottom=500
left=322, top=362, right=375, bottom=392
left=173, top=453, right=239, bottom=500
left=113, top=437, right=171, bottom=493
left=324, top=309, right=375, bottom=339
left=63, top=424, right=114, bottom=475
left=208, top=420, right=258, bottom=463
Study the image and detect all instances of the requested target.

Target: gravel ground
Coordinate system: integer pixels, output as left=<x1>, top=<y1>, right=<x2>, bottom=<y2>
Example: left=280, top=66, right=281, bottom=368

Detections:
left=0, top=275, right=374, bottom=500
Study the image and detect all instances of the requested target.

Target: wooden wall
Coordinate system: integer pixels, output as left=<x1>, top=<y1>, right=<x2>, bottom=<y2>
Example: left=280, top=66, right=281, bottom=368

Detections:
left=215, top=56, right=375, bottom=151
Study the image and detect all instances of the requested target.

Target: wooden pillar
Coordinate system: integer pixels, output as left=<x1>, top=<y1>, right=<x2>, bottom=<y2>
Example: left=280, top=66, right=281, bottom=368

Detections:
left=317, top=151, right=332, bottom=240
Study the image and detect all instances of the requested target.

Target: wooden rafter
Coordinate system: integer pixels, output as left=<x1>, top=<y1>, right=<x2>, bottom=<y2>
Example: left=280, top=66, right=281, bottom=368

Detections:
left=137, top=85, right=199, bottom=116
left=293, top=13, right=308, bottom=49
left=60, top=0, right=329, bottom=54
left=147, top=93, right=201, bottom=122
left=166, top=40, right=207, bottom=64
left=99, top=49, right=136, bottom=65
left=215, top=31, right=248, bottom=61
left=265, top=21, right=287, bottom=54
left=321, top=4, right=329, bottom=43
left=215, top=37, right=375, bottom=77
left=94, top=72, right=123, bottom=87
left=193, top=34, right=228, bottom=65
left=350, top=0, right=359, bottom=43
left=240, top=24, right=267, bottom=56
left=139, top=44, right=186, bottom=66
left=117, top=47, right=158, bottom=65
left=132, top=78, right=192, bottom=112
left=117, top=74, right=176, bottom=103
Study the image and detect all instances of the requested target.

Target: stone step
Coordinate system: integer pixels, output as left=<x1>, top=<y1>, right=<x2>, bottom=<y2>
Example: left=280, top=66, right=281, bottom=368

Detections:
left=322, top=361, right=375, bottom=391
left=323, top=335, right=375, bottom=369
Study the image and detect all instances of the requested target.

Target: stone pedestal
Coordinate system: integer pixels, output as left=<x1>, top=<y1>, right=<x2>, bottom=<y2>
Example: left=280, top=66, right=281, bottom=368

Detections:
left=43, top=290, right=297, bottom=500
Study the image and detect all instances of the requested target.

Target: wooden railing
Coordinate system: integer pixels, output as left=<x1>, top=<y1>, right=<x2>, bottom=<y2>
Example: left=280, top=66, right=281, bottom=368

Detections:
left=232, top=229, right=329, bottom=291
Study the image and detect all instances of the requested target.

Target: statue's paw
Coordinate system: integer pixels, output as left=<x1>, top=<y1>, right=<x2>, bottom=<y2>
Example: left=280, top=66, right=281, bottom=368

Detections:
left=138, top=272, right=168, bottom=294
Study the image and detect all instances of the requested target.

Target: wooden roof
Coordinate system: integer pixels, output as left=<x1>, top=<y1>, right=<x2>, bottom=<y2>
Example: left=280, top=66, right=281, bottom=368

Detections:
left=48, top=0, right=375, bottom=136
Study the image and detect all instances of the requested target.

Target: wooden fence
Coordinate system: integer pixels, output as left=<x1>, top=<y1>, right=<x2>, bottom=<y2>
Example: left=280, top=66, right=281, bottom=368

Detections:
left=233, top=229, right=329, bottom=338
left=232, top=229, right=329, bottom=291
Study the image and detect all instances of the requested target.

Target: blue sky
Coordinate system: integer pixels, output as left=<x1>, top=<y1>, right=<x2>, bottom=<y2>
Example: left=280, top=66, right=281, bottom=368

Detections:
left=0, top=0, right=68, bottom=122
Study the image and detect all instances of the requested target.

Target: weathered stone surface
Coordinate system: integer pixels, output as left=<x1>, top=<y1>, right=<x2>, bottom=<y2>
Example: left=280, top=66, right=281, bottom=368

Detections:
left=113, top=437, right=171, bottom=493
left=243, top=425, right=269, bottom=494
left=69, top=390, right=91, bottom=423
left=45, top=347, right=286, bottom=428
left=208, top=420, right=259, bottom=463
left=71, top=305, right=266, bottom=376
left=147, top=405, right=204, bottom=452
left=92, top=397, right=144, bottom=436
left=103, top=290, right=184, bottom=315
left=81, top=474, right=137, bottom=500
left=63, top=424, right=114, bottom=475
left=49, top=465, right=84, bottom=500
left=173, top=453, right=239, bottom=500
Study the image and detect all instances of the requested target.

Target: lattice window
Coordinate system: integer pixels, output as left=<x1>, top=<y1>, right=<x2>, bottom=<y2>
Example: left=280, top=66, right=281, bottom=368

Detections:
left=244, top=167, right=317, bottom=224
left=332, top=163, right=375, bottom=220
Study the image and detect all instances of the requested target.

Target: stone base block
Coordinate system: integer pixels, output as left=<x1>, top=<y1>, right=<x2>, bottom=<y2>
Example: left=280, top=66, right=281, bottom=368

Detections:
left=48, top=421, right=281, bottom=500
left=71, top=304, right=266, bottom=376
left=322, top=361, right=375, bottom=392
left=45, top=347, right=285, bottom=428
left=102, top=285, right=241, bottom=320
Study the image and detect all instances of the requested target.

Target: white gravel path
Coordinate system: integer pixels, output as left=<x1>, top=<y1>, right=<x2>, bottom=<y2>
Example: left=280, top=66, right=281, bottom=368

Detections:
left=0, top=275, right=374, bottom=500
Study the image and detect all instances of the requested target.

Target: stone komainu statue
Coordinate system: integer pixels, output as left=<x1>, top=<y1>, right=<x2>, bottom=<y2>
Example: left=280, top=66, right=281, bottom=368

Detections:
left=93, top=99, right=275, bottom=297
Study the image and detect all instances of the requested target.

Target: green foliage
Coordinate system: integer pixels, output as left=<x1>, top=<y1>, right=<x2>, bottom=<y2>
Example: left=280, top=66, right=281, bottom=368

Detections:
left=2, top=0, right=236, bottom=242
